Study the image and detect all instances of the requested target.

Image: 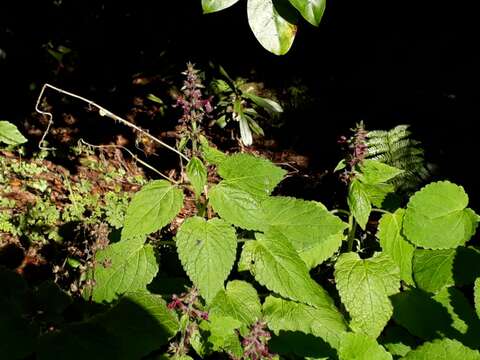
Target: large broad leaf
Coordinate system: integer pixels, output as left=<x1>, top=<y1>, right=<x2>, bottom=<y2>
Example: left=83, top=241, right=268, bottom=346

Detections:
left=186, top=156, right=207, bottom=198
left=298, top=232, right=343, bottom=269
left=202, top=314, right=243, bottom=357
left=288, top=0, right=326, bottom=26
left=263, top=295, right=347, bottom=349
left=0, top=121, right=27, bottom=146
left=338, top=332, right=392, bottom=360
left=334, top=252, right=400, bottom=338
left=433, top=287, right=480, bottom=349
left=209, top=184, right=263, bottom=230
left=348, top=179, right=372, bottom=230
left=96, top=291, right=179, bottom=360
left=358, top=159, right=403, bottom=185
left=217, top=153, right=286, bottom=199
left=403, top=181, right=478, bottom=249
left=475, top=278, right=480, bottom=318
left=209, top=280, right=262, bottom=325
left=202, top=0, right=240, bottom=13
left=122, top=180, right=184, bottom=239
left=88, top=236, right=158, bottom=302
left=413, top=247, right=480, bottom=293
left=238, top=231, right=335, bottom=309
left=176, top=217, right=237, bottom=303
left=402, top=338, right=480, bottom=360
left=377, top=209, right=415, bottom=285
left=247, top=0, right=297, bottom=55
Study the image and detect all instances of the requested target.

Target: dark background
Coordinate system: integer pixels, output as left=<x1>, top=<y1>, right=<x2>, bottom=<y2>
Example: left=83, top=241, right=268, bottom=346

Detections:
left=1, top=0, right=479, bottom=203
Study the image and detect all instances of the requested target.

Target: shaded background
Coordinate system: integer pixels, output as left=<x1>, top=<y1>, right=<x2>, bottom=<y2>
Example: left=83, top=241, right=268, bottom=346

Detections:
left=1, top=0, right=479, bottom=203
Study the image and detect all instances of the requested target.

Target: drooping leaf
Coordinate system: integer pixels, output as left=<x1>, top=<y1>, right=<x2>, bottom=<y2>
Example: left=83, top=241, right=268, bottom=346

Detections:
left=186, top=156, right=207, bottom=198
left=402, top=338, right=480, bottom=360
left=287, top=0, right=326, bottom=26
left=0, top=121, right=27, bottom=146
left=348, top=179, right=371, bottom=230
left=202, top=0, right=240, bottom=14
left=247, top=0, right=297, bottom=55
left=122, top=180, right=184, bottom=239
left=380, top=325, right=418, bottom=357
left=243, top=92, right=283, bottom=113
left=238, top=232, right=335, bottom=309
left=403, top=181, right=478, bottom=249
left=209, top=280, right=262, bottom=325
left=358, top=159, right=403, bottom=185
left=334, top=252, right=400, bottom=338
left=338, top=332, right=392, bottom=360
left=475, top=278, right=480, bottom=318
left=88, top=236, right=158, bottom=302
left=217, top=153, right=286, bottom=199
left=176, top=217, right=237, bottom=303
left=263, top=296, right=347, bottom=349
left=378, top=209, right=415, bottom=285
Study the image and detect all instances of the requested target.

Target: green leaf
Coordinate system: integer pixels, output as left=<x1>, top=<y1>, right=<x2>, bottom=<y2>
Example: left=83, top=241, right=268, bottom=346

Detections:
left=288, top=0, right=326, bottom=26
left=199, top=135, right=227, bottom=165
left=334, top=252, right=400, bottom=338
left=122, top=180, right=184, bottom=239
left=433, top=287, right=480, bottom=349
left=238, top=232, right=335, bottom=309
left=97, top=291, right=179, bottom=360
left=402, top=338, right=480, bottom=360
left=404, top=181, right=478, bottom=249
left=413, top=247, right=480, bottom=293
left=380, top=325, right=417, bottom=357
left=348, top=179, right=371, bottom=230
left=298, top=232, right=343, bottom=269
left=338, top=332, right=392, bottom=360
left=202, top=0, right=240, bottom=14
left=209, top=280, right=262, bottom=325
left=359, top=159, right=403, bottom=185
left=475, top=278, right=480, bottom=318
left=217, top=153, right=286, bottom=199
left=176, top=217, right=237, bottom=303
left=378, top=209, right=415, bottom=285
left=88, top=236, right=158, bottom=302
left=363, top=183, right=395, bottom=208
left=205, top=314, right=243, bottom=356
left=186, top=156, right=207, bottom=198
left=0, top=121, right=27, bottom=146
left=263, top=296, right=347, bottom=349
left=247, top=0, right=297, bottom=55
left=334, top=159, right=346, bottom=172
left=209, top=184, right=263, bottom=230
left=243, top=92, right=283, bottom=113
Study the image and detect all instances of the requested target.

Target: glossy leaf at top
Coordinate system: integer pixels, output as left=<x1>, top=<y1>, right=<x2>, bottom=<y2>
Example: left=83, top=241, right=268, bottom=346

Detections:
left=377, top=209, right=415, bottom=285
left=288, top=0, right=326, bottom=26
left=186, top=156, right=207, bottom=198
left=402, top=338, right=480, bottom=360
left=334, top=252, right=400, bottom=338
left=176, top=217, right=237, bottom=303
left=338, top=332, right=392, bottom=360
left=88, top=236, right=158, bottom=302
left=238, top=231, right=335, bottom=309
left=263, top=296, right=347, bottom=349
left=247, top=0, right=297, bottom=55
left=348, top=179, right=371, bottom=229
left=202, top=0, right=240, bottom=14
left=0, top=121, right=28, bottom=146
left=403, top=181, right=478, bottom=249
left=122, top=180, right=184, bottom=240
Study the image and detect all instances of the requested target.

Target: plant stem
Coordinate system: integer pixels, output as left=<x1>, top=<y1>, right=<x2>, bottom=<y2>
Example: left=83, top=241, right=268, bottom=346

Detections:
left=347, top=215, right=358, bottom=252
left=331, top=208, right=350, bottom=217
left=370, top=208, right=391, bottom=215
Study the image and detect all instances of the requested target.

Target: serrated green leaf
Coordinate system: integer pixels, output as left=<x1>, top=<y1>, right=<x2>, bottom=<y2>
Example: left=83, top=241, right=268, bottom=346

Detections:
left=122, top=180, right=184, bottom=239
left=243, top=92, right=283, bottom=113
left=247, top=0, right=297, bottom=55
left=186, top=156, right=207, bottom=198
left=0, top=121, right=27, bottom=146
left=334, top=252, right=400, bottom=338
left=96, top=291, right=179, bottom=360
left=205, top=314, right=242, bottom=356
left=413, top=247, right=480, bottom=293
left=475, top=278, right=480, bottom=318
left=338, top=332, right=392, bottom=360
left=363, top=182, right=395, bottom=208
left=404, top=181, right=478, bottom=249
left=88, top=236, right=158, bottom=302
left=176, top=217, right=237, bottom=303
left=238, top=232, right=335, bottom=309
left=378, top=209, right=415, bottom=285
left=209, top=183, right=263, bottom=230
left=380, top=325, right=417, bottom=357
left=209, top=280, right=261, bottom=325
left=288, top=0, right=326, bottom=26
left=402, top=338, right=480, bottom=360
left=298, top=232, right=343, bottom=269
left=263, top=296, right=347, bottom=349
left=348, top=179, right=371, bottom=230
left=199, top=135, right=227, bottom=165
left=359, top=159, right=403, bottom=185
left=202, top=0, right=240, bottom=14
left=218, top=153, right=286, bottom=199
